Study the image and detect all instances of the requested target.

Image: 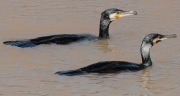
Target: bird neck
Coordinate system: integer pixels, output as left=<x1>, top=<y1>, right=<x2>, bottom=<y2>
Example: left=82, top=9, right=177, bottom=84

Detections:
left=140, top=42, right=153, bottom=67
left=99, top=18, right=112, bottom=38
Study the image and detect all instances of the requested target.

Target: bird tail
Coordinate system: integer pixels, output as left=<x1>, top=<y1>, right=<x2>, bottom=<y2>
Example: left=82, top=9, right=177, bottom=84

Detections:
left=3, top=40, right=37, bottom=48
left=55, top=69, right=87, bottom=76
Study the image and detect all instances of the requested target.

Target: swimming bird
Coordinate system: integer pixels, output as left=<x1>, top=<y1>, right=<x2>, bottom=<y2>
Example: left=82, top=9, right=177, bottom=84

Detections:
left=55, top=33, right=177, bottom=76
left=3, top=8, right=137, bottom=48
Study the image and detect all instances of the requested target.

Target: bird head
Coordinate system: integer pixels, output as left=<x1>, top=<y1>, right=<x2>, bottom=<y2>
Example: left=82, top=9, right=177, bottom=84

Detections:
left=101, top=8, right=137, bottom=21
left=142, top=33, right=177, bottom=46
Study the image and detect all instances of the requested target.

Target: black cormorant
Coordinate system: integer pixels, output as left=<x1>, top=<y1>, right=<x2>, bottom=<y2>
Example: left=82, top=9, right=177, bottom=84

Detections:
left=55, top=33, right=177, bottom=76
left=3, top=8, right=137, bottom=48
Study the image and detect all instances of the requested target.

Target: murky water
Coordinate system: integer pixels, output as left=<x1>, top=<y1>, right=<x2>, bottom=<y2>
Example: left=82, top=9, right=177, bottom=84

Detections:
left=0, top=0, right=180, bottom=96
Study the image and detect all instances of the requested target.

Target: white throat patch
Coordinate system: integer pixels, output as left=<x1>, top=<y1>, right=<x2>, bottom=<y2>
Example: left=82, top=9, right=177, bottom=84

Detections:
left=109, top=13, right=118, bottom=21
left=141, top=43, right=152, bottom=59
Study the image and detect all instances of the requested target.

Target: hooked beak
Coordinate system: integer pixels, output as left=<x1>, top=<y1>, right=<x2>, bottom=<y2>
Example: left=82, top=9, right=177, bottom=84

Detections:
left=110, top=10, right=137, bottom=21
left=160, top=34, right=177, bottom=40
left=120, top=11, right=137, bottom=17
left=153, top=34, right=177, bottom=44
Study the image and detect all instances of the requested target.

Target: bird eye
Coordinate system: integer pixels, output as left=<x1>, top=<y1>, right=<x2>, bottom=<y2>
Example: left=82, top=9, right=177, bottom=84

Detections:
left=116, top=11, right=120, bottom=14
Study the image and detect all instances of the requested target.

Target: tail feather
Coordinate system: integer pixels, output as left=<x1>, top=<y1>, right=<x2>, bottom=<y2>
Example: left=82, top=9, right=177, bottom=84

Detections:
left=3, top=40, right=37, bottom=48
left=55, top=69, right=87, bottom=76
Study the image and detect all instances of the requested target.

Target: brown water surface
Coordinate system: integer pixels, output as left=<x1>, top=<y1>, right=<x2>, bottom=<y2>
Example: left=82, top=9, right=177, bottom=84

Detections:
left=0, top=0, right=180, bottom=96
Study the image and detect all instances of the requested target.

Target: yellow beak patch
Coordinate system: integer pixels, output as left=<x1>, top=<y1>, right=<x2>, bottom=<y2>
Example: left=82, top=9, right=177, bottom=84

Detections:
left=153, top=38, right=161, bottom=44
left=109, top=13, right=121, bottom=21
left=115, top=14, right=120, bottom=19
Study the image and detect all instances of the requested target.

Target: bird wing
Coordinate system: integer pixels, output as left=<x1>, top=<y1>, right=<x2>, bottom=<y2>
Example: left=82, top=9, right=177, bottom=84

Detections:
left=81, top=61, right=141, bottom=73
left=30, top=34, right=85, bottom=44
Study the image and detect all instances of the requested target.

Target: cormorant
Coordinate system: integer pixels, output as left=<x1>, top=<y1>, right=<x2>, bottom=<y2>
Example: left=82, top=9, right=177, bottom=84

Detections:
left=55, top=33, right=177, bottom=76
left=3, top=8, right=137, bottom=48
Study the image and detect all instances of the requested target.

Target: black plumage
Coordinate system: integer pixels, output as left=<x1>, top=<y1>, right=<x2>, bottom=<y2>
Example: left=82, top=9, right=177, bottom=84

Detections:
left=3, top=8, right=137, bottom=48
left=55, top=33, right=177, bottom=76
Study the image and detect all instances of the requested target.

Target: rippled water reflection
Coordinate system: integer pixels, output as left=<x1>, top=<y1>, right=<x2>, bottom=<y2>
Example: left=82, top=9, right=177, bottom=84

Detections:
left=0, top=0, right=180, bottom=96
